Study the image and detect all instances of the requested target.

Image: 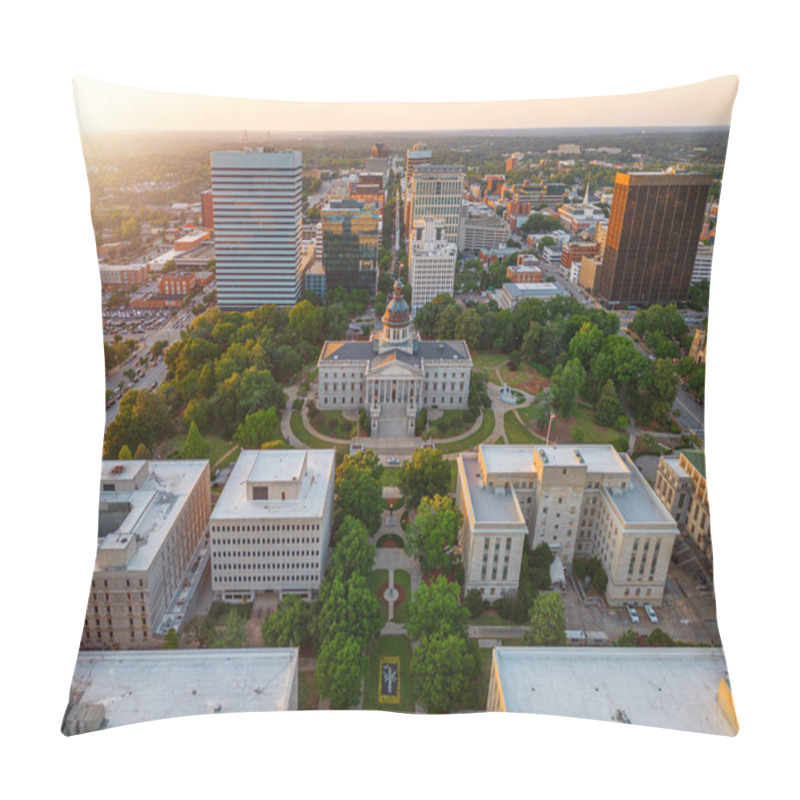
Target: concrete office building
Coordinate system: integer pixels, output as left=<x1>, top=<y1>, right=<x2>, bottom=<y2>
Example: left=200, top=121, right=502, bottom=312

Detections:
left=487, top=647, right=738, bottom=735
left=64, top=649, right=298, bottom=734
left=595, top=171, right=711, bottom=307
left=83, top=460, right=211, bottom=650
left=495, top=281, right=570, bottom=309
left=407, top=164, right=465, bottom=246
left=211, top=149, right=302, bottom=310
left=210, top=449, right=335, bottom=602
left=321, top=199, right=379, bottom=296
left=456, top=445, right=678, bottom=605
left=655, top=450, right=711, bottom=561
left=693, top=243, right=714, bottom=284
left=317, top=280, right=471, bottom=436
left=409, top=218, right=457, bottom=314
left=458, top=202, right=511, bottom=252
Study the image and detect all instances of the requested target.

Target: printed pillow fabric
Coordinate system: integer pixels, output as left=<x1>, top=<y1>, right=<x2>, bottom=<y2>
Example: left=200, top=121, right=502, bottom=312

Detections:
left=64, top=75, right=739, bottom=736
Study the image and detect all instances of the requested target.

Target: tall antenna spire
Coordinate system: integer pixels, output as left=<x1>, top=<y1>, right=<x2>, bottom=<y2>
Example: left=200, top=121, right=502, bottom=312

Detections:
left=583, top=182, right=590, bottom=207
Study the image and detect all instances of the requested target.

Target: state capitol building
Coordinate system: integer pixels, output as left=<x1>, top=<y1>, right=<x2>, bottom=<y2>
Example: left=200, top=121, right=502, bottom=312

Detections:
left=317, top=280, right=472, bottom=437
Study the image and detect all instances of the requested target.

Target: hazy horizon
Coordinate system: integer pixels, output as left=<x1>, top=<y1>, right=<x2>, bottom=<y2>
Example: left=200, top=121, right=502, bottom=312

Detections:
left=74, top=75, right=738, bottom=134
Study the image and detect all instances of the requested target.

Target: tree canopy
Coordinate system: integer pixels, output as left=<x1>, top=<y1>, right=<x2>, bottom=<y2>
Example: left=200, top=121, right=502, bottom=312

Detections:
left=523, top=592, right=567, bottom=646
left=404, top=495, right=462, bottom=574
left=398, top=448, right=451, bottom=508
left=405, top=576, right=469, bottom=642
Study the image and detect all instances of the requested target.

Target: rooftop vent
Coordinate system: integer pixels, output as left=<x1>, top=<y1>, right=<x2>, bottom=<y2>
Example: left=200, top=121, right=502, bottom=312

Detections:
left=111, top=465, right=124, bottom=475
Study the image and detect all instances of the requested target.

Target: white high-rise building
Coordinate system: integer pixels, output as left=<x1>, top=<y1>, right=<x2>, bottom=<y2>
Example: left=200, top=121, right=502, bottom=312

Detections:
left=211, top=150, right=302, bottom=310
left=692, top=243, right=713, bottom=284
left=409, top=218, right=457, bottom=314
left=408, top=164, right=465, bottom=246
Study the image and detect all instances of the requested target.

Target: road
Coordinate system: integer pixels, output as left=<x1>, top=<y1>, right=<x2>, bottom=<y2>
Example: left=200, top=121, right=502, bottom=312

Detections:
left=103, top=305, right=200, bottom=428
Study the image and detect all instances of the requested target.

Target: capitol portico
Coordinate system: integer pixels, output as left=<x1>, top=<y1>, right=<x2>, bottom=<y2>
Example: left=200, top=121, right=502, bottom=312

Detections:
left=317, top=280, right=472, bottom=437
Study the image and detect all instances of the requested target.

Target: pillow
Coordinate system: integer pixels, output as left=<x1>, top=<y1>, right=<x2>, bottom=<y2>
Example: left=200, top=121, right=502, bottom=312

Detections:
left=64, top=75, right=739, bottom=737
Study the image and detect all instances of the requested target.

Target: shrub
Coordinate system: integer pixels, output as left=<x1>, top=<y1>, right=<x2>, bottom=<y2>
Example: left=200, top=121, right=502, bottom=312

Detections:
left=614, top=414, right=629, bottom=430
left=647, top=628, right=674, bottom=646
left=292, top=398, right=303, bottom=410
left=465, top=589, right=485, bottom=618
left=571, top=427, right=585, bottom=443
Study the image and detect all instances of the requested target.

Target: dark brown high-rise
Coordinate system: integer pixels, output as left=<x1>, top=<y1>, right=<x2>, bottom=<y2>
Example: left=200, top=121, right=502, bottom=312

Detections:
left=594, top=172, right=711, bottom=307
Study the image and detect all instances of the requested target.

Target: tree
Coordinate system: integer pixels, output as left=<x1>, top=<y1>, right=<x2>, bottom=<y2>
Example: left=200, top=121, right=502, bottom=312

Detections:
left=454, top=308, right=482, bottom=351
left=103, top=389, right=174, bottom=458
left=288, top=299, right=325, bottom=345
left=616, top=627, right=638, bottom=647
left=261, top=595, right=312, bottom=647
left=219, top=608, right=246, bottom=648
left=405, top=576, right=469, bottom=641
left=180, top=420, right=209, bottom=459
left=315, top=573, right=383, bottom=650
left=328, top=516, right=375, bottom=582
left=404, top=495, right=462, bottom=574
left=413, top=633, right=476, bottom=714
left=162, top=627, right=180, bottom=649
left=314, top=632, right=366, bottom=710
left=133, top=443, right=152, bottom=460
left=550, top=358, right=585, bottom=417
left=183, top=614, right=217, bottom=648
left=647, top=628, right=674, bottom=646
left=523, top=592, right=566, bottom=646
left=334, top=451, right=384, bottom=537
left=398, top=447, right=451, bottom=508
left=118, top=444, right=133, bottom=460
left=233, top=407, right=282, bottom=449
left=647, top=359, right=680, bottom=422
left=595, top=379, right=625, bottom=427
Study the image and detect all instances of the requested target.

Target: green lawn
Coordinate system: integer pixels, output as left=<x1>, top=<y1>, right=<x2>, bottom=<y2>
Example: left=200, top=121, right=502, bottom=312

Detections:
left=470, top=610, right=516, bottom=627
left=290, top=411, right=348, bottom=456
left=156, top=433, right=235, bottom=465
left=462, top=645, right=493, bottom=712
left=298, top=671, right=319, bottom=711
left=380, top=466, right=401, bottom=487
left=449, top=460, right=458, bottom=493
left=504, top=411, right=544, bottom=445
left=362, top=635, right=415, bottom=713
left=472, top=353, right=509, bottom=368
left=393, top=570, right=411, bottom=624
left=430, top=409, right=477, bottom=439
left=306, top=409, right=353, bottom=441
left=437, top=410, right=495, bottom=454
left=569, top=406, right=627, bottom=446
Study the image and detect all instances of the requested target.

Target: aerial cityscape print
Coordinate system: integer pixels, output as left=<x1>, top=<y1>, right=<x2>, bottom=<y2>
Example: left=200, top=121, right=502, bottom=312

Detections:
left=63, top=76, right=738, bottom=736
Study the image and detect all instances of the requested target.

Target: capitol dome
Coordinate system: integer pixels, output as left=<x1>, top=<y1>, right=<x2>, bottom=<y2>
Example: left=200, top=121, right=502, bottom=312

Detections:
left=383, top=280, right=411, bottom=327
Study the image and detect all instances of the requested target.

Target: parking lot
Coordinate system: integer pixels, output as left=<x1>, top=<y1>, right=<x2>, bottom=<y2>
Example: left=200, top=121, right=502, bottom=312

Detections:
left=102, top=306, right=174, bottom=337
left=562, top=553, right=721, bottom=647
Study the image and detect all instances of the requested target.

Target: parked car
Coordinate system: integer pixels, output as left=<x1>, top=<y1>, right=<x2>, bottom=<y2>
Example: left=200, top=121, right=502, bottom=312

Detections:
left=644, top=603, right=658, bottom=624
left=626, top=603, right=639, bottom=624
left=387, top=457, right=400, bottom=465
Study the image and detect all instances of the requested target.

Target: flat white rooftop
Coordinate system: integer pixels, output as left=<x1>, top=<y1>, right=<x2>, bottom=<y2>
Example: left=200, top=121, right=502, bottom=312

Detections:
left=480, top=445, right=536, bottom=476
left=248, top=450, right=307, bottom=484
left=493, top=647, right=735, bottom=735
left=460, top=453, right=526, bottom=526
left=98, top=460, right=208, bottom=573
left=479, top=444, right=629, bottom=476
left=212, top=449, right=334, bottom=521
left=606, top=461, right=676, bottom=525
left=662, top=454, right=690, bottom=479
left=66, top=649, right=298, bottom=732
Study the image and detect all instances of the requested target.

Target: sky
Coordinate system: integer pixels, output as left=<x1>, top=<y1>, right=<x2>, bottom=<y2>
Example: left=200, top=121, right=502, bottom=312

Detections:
left=73, top=74, right=738, bottom=133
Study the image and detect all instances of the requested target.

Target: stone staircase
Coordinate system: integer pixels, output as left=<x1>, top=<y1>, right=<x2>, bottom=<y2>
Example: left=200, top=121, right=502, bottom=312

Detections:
left=377, top=403, right=412, bottom=437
